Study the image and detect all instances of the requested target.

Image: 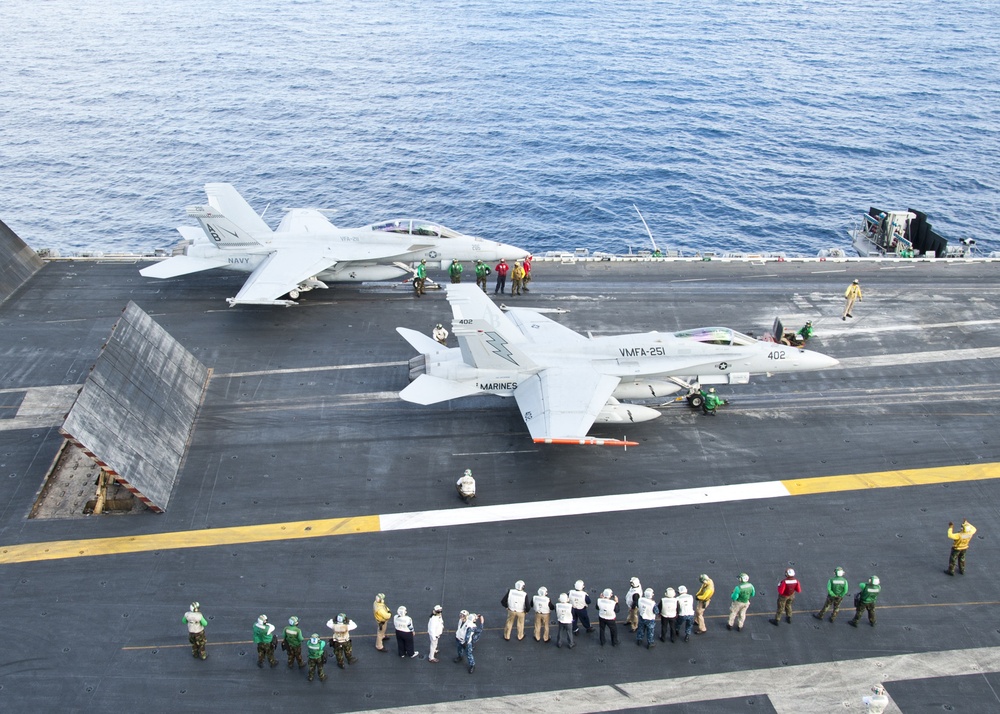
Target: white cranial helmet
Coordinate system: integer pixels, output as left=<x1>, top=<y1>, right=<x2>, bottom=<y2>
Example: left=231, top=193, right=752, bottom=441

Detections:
left=666, top=588, right=676, bottom=598
left=678, top=585, right=688, bottom=594
left=602, top=588, right=613, bottom=598
left=786, top=568, right=795, bottom=577
left=559, top=593, right=569, bottom=603
left=643, top=588, right=653, bottom=598
left=538, top=587, right=548, bottom=596
left=574, top=580, right=584, bottom=590
left=515, top=580, right=525, bottom=590
left=629, top=576, right=640, bottom=587
left=397, top=606, right=407, bottom=616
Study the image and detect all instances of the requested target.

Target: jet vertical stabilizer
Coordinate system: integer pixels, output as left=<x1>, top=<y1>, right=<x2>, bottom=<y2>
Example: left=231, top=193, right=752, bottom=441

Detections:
left=204, top=183, right=274, bottom=235
left=447, top=285, right=526, bottom=342
left=452, top=319, right=536, bottom=371
left=187, top=205, right=265, bottom=249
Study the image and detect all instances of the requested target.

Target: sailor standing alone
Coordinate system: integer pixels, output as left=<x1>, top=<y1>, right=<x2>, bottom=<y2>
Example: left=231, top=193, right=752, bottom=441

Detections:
left=843, top=279, right=862, bottom=320
left=182, top=601, right=208, bottom=660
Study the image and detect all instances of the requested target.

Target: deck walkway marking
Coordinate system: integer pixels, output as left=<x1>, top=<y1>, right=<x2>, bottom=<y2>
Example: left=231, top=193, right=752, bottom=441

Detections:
left=2, top=461, right=999, bottom=565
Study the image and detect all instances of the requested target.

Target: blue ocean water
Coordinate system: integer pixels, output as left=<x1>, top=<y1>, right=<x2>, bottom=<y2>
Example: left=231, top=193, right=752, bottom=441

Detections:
left=2, top=0, right=998, bottom=256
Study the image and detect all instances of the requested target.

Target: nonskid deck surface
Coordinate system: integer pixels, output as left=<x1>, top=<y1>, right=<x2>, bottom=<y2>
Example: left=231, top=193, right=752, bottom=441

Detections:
left=2, top=259, right=1000, bottom=712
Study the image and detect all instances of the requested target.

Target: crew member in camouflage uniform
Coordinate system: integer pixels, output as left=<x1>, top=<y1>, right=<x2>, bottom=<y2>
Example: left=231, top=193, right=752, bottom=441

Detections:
left=475, top=260, right=491, bottom=293
left=702, top=387, right=724, bottom=416
left=182, top=601, right=208, bottom=660
left=946, top=519, right=977, bottom=575
left=511, top=261, right=526, bottom=295
left=449, top=259, right=463, bottom=284
left=464, top=612, right=484, bottom=674
left=813, top=567, right=849, bottom=622
left=283, top=616, right=305, bottom=668
left=373, top=593, right=392, bottom=652
left=253, top=614, right=278, bottom=668
left=694, top=574, right=714, bottom=634
left=414, top=259, right=427, bottom=296
left=849, top=575, right=881, bottom=627
left=727, top=573, right=755, bottom=632
left=770, top=568, right=801, bottom=626
left=327, top=613, right=359, bottom=669
left=306, top=633, right=327, bottom=682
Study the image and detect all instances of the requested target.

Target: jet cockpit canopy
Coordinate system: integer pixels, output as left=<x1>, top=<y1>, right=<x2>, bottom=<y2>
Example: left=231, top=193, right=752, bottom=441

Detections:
left=673, top=327, right=757, bottom=347
left=371, top=220, right=471, bottom=239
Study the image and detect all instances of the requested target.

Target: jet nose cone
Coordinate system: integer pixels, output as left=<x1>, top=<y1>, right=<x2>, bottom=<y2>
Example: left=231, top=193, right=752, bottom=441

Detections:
left=800, top=349, right=839, bottom=370
left=500, top=244, right=530, bottom=260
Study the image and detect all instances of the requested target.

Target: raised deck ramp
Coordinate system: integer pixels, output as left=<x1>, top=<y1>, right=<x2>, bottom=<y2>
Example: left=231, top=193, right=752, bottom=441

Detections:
left=0, top=217, right=44, bottom=305
left=59, top=301, right=208, bottom=512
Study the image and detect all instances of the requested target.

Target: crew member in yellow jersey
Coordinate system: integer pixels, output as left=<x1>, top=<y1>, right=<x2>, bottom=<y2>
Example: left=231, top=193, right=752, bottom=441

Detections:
left=693, top=574, right=715, bottom=634
left=945, top=519, right=977, bottom=575
left=842, top=279, right=862, bottom=320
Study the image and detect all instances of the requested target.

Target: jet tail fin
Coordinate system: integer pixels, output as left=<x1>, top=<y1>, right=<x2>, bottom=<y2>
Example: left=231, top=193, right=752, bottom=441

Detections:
left=453, top=318, right=536, bottom=370
left=186, top=184, right=273, bottom=249
left=444, top=284, right=534, bottom=368
left=446, top=284, right=525, bottom=344
left=204, top=183, right=274, bottom=235
left=187, top=205, right=266, bottom=248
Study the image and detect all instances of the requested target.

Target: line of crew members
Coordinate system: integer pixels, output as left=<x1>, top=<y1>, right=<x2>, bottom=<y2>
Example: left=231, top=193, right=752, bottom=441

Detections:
left=181, top=567, right=884, bottom=680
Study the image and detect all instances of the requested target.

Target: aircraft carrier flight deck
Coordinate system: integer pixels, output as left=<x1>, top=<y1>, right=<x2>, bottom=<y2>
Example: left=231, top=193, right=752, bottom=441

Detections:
left=2, top=240, right=1000, bottom=712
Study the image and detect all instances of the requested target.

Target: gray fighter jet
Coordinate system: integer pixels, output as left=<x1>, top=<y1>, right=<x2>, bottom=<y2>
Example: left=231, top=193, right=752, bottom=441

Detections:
left=140, top=183, right=528, bottom=306
left=397, top=284, right=839, bottom=446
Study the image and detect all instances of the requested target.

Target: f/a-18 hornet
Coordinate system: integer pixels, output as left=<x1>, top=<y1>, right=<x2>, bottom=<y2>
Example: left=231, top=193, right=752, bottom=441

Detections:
left=140, top=183, right=529, bottom=306
left=397, top=285, right=839, bottom=446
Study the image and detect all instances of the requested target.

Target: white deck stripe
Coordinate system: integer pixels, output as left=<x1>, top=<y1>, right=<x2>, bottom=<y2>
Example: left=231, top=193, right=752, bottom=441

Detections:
left=214, top=360, right=406, bottom=379
left=354, top=645, right=1000, bottom=714
left=837, top=345, right=1000, bottom=369
left=379, top=481, right=791, bottom=531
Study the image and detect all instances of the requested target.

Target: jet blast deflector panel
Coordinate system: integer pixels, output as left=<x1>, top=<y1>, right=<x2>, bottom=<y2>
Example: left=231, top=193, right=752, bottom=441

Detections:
left=0, top=217, right=44, bottom=305
left=60, top=302, right=209, bottom=512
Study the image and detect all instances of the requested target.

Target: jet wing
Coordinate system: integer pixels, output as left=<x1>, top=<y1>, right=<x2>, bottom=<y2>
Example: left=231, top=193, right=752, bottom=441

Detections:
left=400, top=374, right=484, bottom=405
left=229, top=249, right=339, bottom=306
left=514, top=367, right=621, bottom=441
left=140, top=254, right=232, bottom=279
left=503, top=308, right=588, bottom=345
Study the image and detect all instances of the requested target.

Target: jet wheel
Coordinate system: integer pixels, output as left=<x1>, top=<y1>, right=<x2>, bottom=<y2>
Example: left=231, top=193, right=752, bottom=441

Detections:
left=687, top=394, right=704, bottom=409
left=289, top=289, right=300, bottom=299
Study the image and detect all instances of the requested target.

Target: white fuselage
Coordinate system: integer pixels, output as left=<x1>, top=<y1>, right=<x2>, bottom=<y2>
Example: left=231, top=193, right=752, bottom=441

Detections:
left=423, top=326, right=836, bottom=398
left=185, top=220, right=527, bottom=282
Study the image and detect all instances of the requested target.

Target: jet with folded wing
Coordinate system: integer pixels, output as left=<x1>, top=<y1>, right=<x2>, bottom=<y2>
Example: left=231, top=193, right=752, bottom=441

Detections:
left=397, top=284, right=839, bottom=446
left=140, top=183, right=529, bottom=306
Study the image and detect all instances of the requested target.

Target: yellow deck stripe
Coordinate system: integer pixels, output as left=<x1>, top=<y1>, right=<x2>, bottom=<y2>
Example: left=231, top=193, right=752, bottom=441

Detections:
left=781, top=462, right=1000, bottom=495
left=0, top=514, right=380, bottom=565
left=3, top=461, right=999, bottom=566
